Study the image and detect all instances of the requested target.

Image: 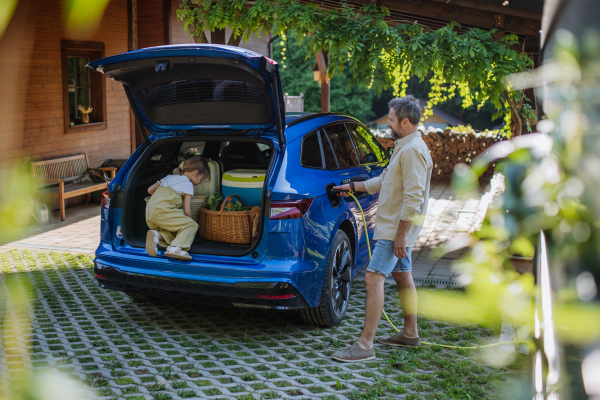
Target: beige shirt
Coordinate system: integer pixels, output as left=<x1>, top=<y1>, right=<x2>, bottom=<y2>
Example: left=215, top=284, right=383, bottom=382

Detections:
left=364, top=131, right=433, bottom=246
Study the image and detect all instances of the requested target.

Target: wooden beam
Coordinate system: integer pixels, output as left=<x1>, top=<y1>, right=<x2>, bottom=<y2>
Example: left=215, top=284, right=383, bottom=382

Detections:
left=428, top=0, right=542, bottom=20
left=194, top=30, right=209, bottom=43
left=163, top=0, right=171, bottom=45
left=494, top=13, right=506, bottom=28
left=127, top=0, right=137, bottom=51
left=128, top=0, right=138, bottom=153
left=227, top=32, right=242, bottom=46
left=315, top=51, right=330, bottom=112
left=344, top=0, right=541, bottom=37
left=315, top=50, right=328, bottom=82
left=211, top=28, right=226, bottom=44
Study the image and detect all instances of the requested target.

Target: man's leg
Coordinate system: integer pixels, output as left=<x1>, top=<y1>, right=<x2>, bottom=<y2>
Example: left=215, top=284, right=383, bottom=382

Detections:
left=377, top=247, right=421, bottom=347
left=331, top=241, right=397, bottom=362
left=358, top=271, right=387, bottom=348
left=391, top=271, right=418, bottom=338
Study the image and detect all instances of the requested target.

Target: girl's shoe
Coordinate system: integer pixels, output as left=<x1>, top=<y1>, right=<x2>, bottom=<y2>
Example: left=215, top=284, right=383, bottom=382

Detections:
left=165, top=246, right=192, bottom=261
left=146, top=230, right=159, bottom=257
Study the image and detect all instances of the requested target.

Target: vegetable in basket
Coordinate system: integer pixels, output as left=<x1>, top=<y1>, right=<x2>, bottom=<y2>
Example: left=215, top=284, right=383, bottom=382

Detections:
left=206, top=192, right=224, bottom=211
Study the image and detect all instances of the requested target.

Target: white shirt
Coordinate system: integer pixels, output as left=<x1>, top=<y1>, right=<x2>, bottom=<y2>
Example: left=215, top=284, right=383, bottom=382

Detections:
left=364, top=131, right=433, bottom=246
left=159, top=175, right=194, bottom=196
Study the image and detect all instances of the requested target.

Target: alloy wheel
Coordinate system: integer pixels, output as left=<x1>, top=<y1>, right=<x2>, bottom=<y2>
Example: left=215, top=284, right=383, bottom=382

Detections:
left=330, top=239, right=352, bottom=317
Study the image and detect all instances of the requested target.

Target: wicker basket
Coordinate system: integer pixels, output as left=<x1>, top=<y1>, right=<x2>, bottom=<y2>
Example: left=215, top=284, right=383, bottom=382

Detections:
left=145, top=193, right=207, bottom=222
left=199, top=195, right=261, bottom=244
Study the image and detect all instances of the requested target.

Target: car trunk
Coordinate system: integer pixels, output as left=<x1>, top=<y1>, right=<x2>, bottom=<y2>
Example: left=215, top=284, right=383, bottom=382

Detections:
left=121, top=136, right=274, bottom=256
left=86, top=45, right=285, bottom=256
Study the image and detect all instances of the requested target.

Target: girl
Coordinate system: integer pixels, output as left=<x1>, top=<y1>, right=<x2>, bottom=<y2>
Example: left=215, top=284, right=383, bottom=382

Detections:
left=145, top=155, right=210, bottom=261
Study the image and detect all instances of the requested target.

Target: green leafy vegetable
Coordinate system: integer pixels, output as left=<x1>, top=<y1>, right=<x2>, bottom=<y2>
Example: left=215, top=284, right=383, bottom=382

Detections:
left=206, top=192, right=223, bottom=211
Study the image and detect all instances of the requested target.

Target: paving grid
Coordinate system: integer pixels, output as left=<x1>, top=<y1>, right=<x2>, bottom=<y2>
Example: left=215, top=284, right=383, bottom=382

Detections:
left=0, top=249, right=525, bottom=400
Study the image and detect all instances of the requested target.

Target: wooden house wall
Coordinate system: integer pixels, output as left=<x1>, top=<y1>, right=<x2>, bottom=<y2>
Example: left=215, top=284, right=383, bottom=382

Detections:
left=171, top=0, right=193, bottom=45
left=0, top=0, right=131, bottom=168
left=138, top=0, right=169, bottom=49
left=225, top=28, right=271, bottom=56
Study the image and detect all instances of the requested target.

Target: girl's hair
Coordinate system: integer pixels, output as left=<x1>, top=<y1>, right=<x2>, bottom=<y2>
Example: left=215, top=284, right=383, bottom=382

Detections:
left=173, top=155, right=211, bottom=182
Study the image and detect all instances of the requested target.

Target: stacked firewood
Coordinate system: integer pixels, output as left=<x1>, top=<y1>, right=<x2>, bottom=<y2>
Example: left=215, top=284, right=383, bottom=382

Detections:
left=376, top=129, right=503, bottom=180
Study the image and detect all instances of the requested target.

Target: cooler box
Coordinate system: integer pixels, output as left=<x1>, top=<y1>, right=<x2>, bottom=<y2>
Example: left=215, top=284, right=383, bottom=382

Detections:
left=222, top=169, right=266, bottom=207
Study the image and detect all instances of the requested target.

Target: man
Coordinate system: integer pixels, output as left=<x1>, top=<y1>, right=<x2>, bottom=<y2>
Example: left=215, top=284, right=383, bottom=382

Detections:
left=331, top=95, right=433, bottom=362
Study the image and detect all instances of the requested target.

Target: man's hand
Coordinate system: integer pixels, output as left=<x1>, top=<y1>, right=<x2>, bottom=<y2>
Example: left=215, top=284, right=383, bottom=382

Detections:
left=333, top=181, right=367, bottom=198
left=394, top=233, right=408, bottom=259
left=333, top=184, right=352, bottom=198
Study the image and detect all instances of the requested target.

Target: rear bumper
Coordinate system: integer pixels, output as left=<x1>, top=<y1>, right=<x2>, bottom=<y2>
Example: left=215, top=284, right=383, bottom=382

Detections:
left=93, top=254, right=321, bottom=309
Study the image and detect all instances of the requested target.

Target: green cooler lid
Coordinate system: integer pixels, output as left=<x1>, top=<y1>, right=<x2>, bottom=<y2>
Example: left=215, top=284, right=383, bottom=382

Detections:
left=223, top=169, right=266, bottom=183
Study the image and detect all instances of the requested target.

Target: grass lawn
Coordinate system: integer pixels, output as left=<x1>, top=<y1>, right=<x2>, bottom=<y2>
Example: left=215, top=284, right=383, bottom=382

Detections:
left=0, top=249, right=528, bottom=399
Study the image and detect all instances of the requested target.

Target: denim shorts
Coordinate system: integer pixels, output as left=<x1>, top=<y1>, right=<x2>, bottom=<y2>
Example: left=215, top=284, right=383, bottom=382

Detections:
left=366, top=240, right=412, bottom=278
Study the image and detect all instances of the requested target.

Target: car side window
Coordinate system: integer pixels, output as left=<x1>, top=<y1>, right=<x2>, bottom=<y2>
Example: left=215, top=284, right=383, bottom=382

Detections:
left=346, top=123, right=386, bottom=164
left=319, top=131, right=338, bottom=169
left=323, top=123, right=359, bottom=169
left=301, top=132, right=323, bottom=168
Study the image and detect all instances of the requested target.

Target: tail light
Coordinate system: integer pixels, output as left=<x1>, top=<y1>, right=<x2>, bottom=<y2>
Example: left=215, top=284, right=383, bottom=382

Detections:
left=101, top=191, right=111, bottom=210
left=269, top=198, right=313, bottom=220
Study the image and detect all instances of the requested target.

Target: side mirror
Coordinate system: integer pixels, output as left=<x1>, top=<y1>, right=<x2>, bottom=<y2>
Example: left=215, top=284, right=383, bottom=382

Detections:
left=388, top=147, right=395, bottom=157
left=361, top=153, right=377, bottom=164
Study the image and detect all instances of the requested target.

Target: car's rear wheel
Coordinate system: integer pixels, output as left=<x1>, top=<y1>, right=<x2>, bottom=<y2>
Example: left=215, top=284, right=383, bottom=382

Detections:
left=125, top=292, right=156, bottom=302
left=300, top=230, right=353, bottom=327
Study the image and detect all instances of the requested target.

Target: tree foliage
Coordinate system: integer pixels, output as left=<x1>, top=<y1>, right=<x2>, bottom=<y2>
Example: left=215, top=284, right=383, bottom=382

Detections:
left=441, top=28, right=600, bottom=348
left=273, top=38, right=377, bottom=123
left=178, top=0, right=534, bottom=134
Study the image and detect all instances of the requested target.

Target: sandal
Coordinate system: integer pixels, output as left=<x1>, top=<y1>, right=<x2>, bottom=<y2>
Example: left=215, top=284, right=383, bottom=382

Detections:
left=146, top=230, right=159, bottom=257
left=165, top=246, right=192, bottom=261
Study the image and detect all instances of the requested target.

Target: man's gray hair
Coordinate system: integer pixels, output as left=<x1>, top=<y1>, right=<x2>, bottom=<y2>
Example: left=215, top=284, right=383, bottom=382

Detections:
left=388, top=95, right=421, bottom=125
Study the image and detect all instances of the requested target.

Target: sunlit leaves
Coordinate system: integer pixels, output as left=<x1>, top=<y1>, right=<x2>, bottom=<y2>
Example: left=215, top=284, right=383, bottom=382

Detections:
left=64, top=0, right=111, bottom=28
left=451, top=163, right=479, bottom=198
left=0, top=0, right=17, bottom=37
left=177, top=0, right=532, bottom=123
left=420, top=241, right=535, bottom=327
left=435, top=28, right=600, bottom=347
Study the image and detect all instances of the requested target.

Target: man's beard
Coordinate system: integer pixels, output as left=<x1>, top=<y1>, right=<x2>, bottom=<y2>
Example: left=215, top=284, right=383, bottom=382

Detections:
left=390, top=126, right=403, bottom=140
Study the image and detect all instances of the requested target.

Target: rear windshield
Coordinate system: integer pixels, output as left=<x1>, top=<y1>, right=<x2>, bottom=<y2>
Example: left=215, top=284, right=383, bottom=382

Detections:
left=143, top=79, right=266, bottom=107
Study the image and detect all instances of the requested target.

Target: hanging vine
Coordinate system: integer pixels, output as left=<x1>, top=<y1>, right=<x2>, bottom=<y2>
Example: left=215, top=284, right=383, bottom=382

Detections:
left=178, top=0, right=535, bottom=135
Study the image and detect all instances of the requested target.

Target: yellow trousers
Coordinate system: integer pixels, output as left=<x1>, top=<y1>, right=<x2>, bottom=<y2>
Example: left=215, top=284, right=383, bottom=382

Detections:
left=146, top=186, right=198, bottom=251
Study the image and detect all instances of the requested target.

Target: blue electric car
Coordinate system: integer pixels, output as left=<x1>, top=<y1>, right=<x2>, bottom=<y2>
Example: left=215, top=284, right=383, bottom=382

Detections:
left=89, top=44, right=388, bottom=326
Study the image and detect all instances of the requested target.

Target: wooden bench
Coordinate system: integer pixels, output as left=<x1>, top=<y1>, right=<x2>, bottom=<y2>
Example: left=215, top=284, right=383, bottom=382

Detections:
left=31, top=154, right=116, bottom=221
